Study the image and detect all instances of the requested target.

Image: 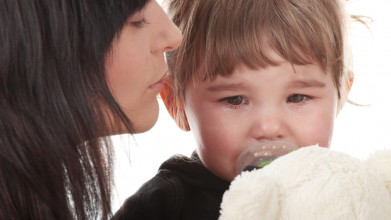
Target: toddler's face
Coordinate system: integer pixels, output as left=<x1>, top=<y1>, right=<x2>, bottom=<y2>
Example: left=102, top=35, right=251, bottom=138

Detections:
left=184, top=55, right=338, bottom=181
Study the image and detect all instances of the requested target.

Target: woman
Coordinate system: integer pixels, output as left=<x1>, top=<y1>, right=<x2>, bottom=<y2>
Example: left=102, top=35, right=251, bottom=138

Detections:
left=0, top=0, right=182, bottom=219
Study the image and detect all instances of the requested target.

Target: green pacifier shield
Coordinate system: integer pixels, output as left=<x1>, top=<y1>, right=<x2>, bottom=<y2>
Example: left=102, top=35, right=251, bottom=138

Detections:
left=236, top=141, right=297, bottom=173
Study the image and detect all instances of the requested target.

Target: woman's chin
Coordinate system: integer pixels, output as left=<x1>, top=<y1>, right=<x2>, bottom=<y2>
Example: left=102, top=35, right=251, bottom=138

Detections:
left=132, top=99, right=160, bottom=134
left=107, top=97, right=160, bottom=135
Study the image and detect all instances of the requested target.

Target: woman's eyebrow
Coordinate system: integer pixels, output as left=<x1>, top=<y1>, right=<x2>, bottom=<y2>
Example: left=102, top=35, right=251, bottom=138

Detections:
left=288, top=80, right=326, bottom=88
left=206, top=83, right=248, bottom=92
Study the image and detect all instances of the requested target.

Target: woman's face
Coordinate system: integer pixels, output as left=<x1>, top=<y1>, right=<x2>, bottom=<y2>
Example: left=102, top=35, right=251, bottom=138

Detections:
left=105, top=0, right=182, bottom=134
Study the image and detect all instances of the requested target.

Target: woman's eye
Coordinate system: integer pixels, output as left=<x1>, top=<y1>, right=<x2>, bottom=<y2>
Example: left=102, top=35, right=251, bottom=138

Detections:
left=225, top=96, right=245, bottom=105
left=287, top=94, right=309, bottom=103
left=130, top=18, right=149, bottom=28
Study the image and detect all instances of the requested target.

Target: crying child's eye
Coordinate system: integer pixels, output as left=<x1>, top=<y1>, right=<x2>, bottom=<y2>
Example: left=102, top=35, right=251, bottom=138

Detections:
left=287, top=94, right=308, bottom=103
left=225, top=96, right=245, bottom=105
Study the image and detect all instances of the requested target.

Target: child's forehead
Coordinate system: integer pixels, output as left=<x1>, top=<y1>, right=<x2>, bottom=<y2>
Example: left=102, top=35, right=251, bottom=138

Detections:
left=198, top=46, right=323, bottom=82
left=205, top=61, right=329, bottom=82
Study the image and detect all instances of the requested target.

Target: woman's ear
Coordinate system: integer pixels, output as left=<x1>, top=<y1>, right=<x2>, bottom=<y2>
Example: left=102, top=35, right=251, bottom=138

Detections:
left=160, top=81, right=191, bottom=131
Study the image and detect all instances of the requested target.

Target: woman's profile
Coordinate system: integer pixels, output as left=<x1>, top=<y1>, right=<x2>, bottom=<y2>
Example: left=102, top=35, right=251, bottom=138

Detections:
left=0, top=0, right=182, bottom=219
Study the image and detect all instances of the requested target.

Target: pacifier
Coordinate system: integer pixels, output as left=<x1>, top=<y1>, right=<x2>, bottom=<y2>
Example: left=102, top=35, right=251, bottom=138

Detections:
left=236, top=141, right=297, bottom=173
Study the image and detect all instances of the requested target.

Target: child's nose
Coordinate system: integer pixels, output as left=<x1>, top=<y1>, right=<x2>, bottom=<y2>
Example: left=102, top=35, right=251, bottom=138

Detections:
left=250, top=108, right=286, bottom=141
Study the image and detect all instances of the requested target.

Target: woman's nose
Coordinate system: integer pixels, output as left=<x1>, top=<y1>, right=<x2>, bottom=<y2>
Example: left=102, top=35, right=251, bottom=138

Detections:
left=250, top=108, right=286, bottom=141
left=161, top=20, right=182, bottom=52
left=153, top=4, right=183, bottom=53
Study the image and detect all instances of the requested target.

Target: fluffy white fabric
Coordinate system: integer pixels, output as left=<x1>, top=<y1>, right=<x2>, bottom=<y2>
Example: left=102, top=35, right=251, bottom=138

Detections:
left=219, top=146, right=391, bottom=220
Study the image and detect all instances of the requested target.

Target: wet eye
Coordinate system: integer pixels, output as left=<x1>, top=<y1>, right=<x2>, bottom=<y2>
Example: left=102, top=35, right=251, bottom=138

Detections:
left=225, top=96, right=245, bottom=105
left=287, top=94, right=309, bottom=103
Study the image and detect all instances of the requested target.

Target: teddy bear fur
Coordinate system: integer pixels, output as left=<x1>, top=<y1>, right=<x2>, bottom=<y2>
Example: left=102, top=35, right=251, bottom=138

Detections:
left=219, top=146, right=391, bottom=220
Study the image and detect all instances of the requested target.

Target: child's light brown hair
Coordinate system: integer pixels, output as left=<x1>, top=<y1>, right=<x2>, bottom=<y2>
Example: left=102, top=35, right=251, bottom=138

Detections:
left=163, top=0, right=354, bottom=130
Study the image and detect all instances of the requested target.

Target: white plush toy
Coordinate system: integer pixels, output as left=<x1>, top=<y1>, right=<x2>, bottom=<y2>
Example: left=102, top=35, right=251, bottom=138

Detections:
left=219, top=146, right=391, bottom=220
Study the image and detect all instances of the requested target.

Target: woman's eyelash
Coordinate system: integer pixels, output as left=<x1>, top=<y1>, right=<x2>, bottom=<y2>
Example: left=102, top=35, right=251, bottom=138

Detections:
left=131, top=18, right=149, bottom=28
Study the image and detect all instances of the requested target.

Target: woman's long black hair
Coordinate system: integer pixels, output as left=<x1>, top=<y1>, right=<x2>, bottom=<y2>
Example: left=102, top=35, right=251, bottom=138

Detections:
left=0, top=0, right=148, bottom=219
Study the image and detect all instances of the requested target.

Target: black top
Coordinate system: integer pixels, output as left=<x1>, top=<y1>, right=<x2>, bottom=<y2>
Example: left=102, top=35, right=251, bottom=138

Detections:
left=113, top=152, right=230, bottom=220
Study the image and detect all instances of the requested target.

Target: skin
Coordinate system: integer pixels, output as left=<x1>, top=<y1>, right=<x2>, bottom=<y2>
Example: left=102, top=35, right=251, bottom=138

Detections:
left=105, top=0, right=182, bottom=134
left=184, top=51, right=339, bottom=181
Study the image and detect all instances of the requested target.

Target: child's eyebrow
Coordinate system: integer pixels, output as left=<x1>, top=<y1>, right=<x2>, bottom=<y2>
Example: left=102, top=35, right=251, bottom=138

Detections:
left=206, top=83, right=247, bottom=92
left=288, top=80, right=326, bottom=89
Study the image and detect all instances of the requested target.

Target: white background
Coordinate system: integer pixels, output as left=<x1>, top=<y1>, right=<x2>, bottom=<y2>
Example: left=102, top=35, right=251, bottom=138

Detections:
left=112, top=0, right=391, bottom=211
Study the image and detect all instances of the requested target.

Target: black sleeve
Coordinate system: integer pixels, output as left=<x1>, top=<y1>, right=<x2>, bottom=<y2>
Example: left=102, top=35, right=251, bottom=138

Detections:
left=113, top=171, right=183, bottom=220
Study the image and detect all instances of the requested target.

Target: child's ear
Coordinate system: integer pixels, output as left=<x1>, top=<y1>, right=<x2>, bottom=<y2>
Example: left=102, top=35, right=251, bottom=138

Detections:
left=346, top=71, right=354, bottom=94
left=337, top=71, right=354, bottom=113
left=160, top=81, right=191, bottom=131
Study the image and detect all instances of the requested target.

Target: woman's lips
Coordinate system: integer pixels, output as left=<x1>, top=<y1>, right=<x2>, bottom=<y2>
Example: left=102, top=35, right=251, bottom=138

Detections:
left=148, top=73, right=167, bottom=92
